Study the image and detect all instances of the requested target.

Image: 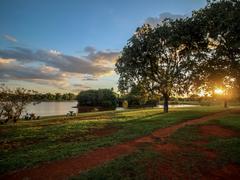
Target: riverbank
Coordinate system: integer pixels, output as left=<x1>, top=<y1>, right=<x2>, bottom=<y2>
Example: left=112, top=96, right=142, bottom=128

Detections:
left=1, top=106, right=240, bottom=179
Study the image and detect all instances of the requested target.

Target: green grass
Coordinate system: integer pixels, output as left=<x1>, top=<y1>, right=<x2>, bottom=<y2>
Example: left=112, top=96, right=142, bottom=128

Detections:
left=72, top=149, right=161, bottom=180
left=216, top=114, right=240, bottom=131
left=72, top=109, right=240, bottom=180
left=206, top=113, right=240, bottom=164
left=74, top=146, right=212, bottom=180
left=168, top=125, right=202, bottom=146
left=168, top=111, right=240, bottom=165
left=0, top=106, right=226, bottom=173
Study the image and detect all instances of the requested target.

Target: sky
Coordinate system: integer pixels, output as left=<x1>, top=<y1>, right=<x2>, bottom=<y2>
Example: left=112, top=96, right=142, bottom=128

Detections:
left=0, top=0, right=207, bottom=93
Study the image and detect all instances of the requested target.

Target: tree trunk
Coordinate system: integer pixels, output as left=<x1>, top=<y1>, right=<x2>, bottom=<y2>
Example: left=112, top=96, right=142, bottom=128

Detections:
left=163, top=94, right=169, bottom=113
left=224, top=99, right=228, bottom=108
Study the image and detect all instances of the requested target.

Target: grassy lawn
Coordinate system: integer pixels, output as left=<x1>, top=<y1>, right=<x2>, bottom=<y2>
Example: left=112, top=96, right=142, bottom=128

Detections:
left=169, top=111, right=240, bottom=165
left=73, top=108, right=240, bottom=179
left=73, top=149, right=161, bottom=180
left=0, top=106, right=226, bottom=173
left=206, top=114, right=240, bottom=164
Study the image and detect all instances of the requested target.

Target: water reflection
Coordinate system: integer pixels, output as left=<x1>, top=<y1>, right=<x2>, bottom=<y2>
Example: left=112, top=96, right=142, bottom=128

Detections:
left=24, top=102, right=199, bottom=117
left=25, top=101, right=78, bottom=117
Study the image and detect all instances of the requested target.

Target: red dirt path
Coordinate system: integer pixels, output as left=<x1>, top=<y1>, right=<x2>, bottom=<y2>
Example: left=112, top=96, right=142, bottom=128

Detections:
left=1, top=109, right=238, bottom=180
left=199, top=125, right=238, bottom=138
left=203, top=164, right=240, bottom=180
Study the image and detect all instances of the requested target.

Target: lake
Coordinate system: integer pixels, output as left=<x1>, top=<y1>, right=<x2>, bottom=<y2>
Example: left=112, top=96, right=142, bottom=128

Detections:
left=24, top=101, right=199, bottom=117
left=25, top=101, right=78, bottom=117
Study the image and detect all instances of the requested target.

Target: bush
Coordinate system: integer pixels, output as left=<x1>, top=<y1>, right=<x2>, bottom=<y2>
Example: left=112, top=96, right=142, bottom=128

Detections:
left=77, top=89, right=118, bottom=109
left=145, top=99, right=159, bottom=107
left=0, top=86, right=39, bottom=123
left=122, top=100, right=128, bottom=108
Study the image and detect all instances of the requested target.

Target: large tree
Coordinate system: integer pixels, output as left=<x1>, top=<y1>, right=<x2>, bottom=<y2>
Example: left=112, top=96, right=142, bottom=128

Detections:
left=189, top=0, right=240, bottom=105
left=115, top=21, right=195, bottom=113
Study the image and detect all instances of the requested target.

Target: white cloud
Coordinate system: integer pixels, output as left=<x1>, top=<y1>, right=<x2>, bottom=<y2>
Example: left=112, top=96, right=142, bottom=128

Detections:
left=3, top=34, right=17, bottom=42
left=49, top=49, right=61, bottom=55
left=0, top=46, right=120, bottom=91
left=40, top=65, right=60, bottom=74
left=0, top=58, right=16, bottom=64
left=145, top=12, right=187, bottom=27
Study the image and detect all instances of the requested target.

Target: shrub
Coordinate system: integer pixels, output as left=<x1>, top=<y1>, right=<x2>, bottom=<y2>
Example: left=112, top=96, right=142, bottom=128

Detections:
left=0, top=86, right=39, bottom=123
left=77, top=89, right=118, bottom=109
left=122, top=100, right=128, bottom=108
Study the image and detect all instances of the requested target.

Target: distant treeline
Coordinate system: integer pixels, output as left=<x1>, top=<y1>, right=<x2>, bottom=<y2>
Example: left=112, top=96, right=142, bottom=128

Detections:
left=32, top=93, right=76, bottom=101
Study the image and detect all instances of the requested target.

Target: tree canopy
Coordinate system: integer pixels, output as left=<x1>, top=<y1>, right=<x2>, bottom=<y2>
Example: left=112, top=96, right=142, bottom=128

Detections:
left=191, top=0, right=240, bottom=92
left=116, top=21, right=195, bottom=112
left=115, top=0, right=240, bottom=112
left=77, top=89, right=118, bottom=109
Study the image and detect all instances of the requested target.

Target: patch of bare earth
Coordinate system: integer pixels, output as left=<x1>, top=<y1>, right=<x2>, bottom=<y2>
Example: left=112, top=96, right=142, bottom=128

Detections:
left=1, top=109, right=238, bottom=180
left=146, top=161, right=183, bottom=180
left=146, top=141, right=218, bottom=179
left=199, top=125, right=238, bottom=138
left=203, top=164, right=240, bottom=180
left=201, top=149, right=218, bottom=160
left=192, top=140, right=209, bottom=146
left=151, top=110, right=233, bottom=139
left=1, top=141, right=138, bottom=180
left=191, top=140, right=218, bottom=160
left=152, top=143, right=180, bottom=154
left=146, top=150, right=214, bottom=180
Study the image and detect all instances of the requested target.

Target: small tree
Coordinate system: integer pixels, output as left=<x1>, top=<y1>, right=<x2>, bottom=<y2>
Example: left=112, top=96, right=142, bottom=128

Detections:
left=0, top=86, right=39, bottom=123
left=124, top=84, right=148, bottom=107
left=77, top=89, right=118, bottom=109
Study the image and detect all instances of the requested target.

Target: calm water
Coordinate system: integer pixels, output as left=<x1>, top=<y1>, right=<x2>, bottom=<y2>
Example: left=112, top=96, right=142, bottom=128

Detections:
left=157, top=104, right=199, bottom=108
left=25, top=101, right=78, bottom=117
left=24, top=102, right=198, bottom=117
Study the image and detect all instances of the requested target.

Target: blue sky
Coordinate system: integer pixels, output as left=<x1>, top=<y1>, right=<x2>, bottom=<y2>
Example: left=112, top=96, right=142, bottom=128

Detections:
left=0, top=0, right=206, bottom=93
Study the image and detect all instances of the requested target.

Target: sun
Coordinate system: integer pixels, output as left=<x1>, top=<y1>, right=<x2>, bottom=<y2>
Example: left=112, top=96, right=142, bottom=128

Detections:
left=214, top=88, right=224, bottom=95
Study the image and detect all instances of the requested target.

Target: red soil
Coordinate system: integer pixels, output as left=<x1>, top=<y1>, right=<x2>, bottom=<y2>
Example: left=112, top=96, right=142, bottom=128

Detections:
left=191, top=140, right=217, bottom=160
left=1, top=109, right=238, bottom=180
left=201, top=149, right=218, bottom=159
left=135, top=136, right=154, bottom=143
left=203, top=164, right=240, bottom=180
left=1, top=142, right=138, bottom=180
left=192, top=140, right=209, bottom=146
left=152, top=143, right=180, bottom=153
left=199, top=125, right=238, bottom=138
left=151, top=110, right=233, bottom=139
left=147, top=162, right=183, bottom=180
